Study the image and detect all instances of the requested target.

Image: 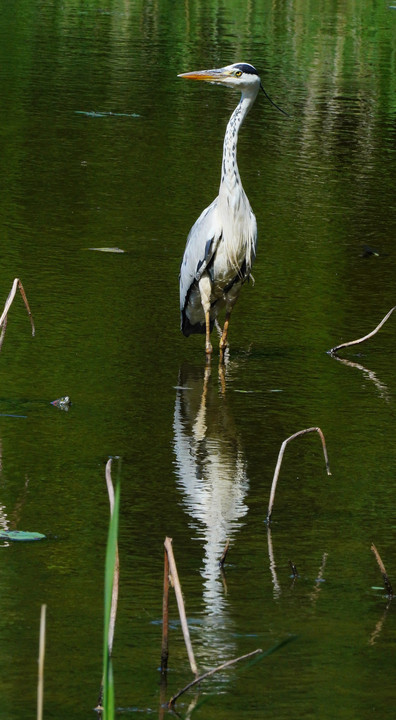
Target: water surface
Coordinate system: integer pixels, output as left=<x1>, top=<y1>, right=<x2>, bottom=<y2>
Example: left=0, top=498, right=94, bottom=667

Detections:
left=0, top=1, right=396, bottom=718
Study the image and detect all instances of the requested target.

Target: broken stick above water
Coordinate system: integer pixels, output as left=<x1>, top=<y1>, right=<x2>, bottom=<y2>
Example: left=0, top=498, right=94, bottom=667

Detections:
left=0, top=278, right=35, bottom=351
left=266, top=427, right=331, bottom=524
left=328, top=305, right=396, bottom=355
left=163, top=537, right=198, bottom=677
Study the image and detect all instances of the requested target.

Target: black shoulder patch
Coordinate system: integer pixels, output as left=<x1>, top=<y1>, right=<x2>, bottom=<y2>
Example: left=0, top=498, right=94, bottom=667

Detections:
left=204, top=237, right=213, bottom=259
left=234, top=63, right=258, bottom=75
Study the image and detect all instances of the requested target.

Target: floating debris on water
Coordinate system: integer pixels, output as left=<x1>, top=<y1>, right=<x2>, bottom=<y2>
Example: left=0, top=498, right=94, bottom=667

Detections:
left=75, top=110, right=141, bottom=118
left=50, top=396, right=71, bottom=410
left=88, top=247, right=125, bottom=253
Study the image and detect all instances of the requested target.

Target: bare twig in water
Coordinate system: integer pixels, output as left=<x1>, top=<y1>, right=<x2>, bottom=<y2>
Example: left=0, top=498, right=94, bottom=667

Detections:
left=168, top=648, right=263, bottom=708
left=161, top=545, right=170, bottom=674
left=0, top=315, right=7, bottom=351
left=0, top=278, right=35, bottom=350
left=164, top=537, right=198, bottom=677
left=328, top=306, right=396, bottom=355
left=37, top=604, right=46, bottom=720
left=266, top=428, right=331, bottom=524
left=168, top=636, right=297, bottom=708
left=219, top=539, right=230, bottom=568
left=371, top=543, right=394, bottom=598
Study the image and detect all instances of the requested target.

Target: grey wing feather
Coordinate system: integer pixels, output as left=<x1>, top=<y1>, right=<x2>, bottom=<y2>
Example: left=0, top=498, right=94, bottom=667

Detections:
left=179, top=198, right=221, bottom=315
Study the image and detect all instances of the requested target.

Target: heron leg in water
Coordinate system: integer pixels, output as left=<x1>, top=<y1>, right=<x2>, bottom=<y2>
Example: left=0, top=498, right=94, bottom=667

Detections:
left=198, top=275, right=213, bottom=358
left=219, top=310, right=232, bottom=363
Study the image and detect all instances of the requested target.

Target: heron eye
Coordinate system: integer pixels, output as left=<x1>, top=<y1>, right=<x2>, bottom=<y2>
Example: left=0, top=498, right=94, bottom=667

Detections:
left=235, top=70, right=242, bottom=77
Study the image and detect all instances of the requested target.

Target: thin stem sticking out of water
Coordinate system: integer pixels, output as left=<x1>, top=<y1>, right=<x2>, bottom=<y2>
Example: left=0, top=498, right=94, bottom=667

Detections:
left=105, top=459, right=119, bottom=659
left=371, top=543, right=394, bottom=599
left=266, top=427, right=331, bottom=525
left=328, top=306, right=396, bottom=355
left=164, top=537, right=198, bottom=678
left=37, top=604, right=46, bottom=720
left=0, top=278, right=35, bottom=350
left=161, top=545, right=170, bottom=674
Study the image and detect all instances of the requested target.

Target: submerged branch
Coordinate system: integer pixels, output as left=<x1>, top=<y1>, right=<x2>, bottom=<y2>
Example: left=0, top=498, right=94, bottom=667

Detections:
left=266, top=427, right=331, bottom=524
left=168, top=648, right=263, bottom=707
left=328, top=306, right=396, bottom=355
left=168, top=636, right=296, bottom=708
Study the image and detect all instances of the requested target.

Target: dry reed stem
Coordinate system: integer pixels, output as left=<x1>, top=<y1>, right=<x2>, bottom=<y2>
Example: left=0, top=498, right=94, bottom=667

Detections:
left=0, top=278, right=35, bottom=345
left=0, top=316, right=7, bottom=351
left=266, top=427, right=331, bottom=524
left=371, top=543, right=394, bottom=598
left=161, top=546, right=170, bottom=673
left=105, top=459, right=119, bottom=657
left=37, top=604, right=46, bottom=720
left=164, top=536, right=198, bottom=677
left=329, top=305, right=396, bottom=355
left=105, top=459, right=115, bottom=516
left=168, top=648, right=263, bottom=708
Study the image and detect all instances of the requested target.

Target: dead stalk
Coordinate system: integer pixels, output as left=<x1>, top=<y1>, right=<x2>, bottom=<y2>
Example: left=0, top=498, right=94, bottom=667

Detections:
left=164, top=536, right=198, bottom=677
left=329, top=305, right=396, bottom=355
left=105, top=459, right=119, bottom=658
left=266, top=427, right=331, bottom=524
left=161, top=546, right=170, bottom=673
left=37, top=604, right=46, bottom=720
left=371, top=543, right=394, bottom=598
left=168, top=648, right=263, bottom=708
left=0, top=278, right=35, bottom=347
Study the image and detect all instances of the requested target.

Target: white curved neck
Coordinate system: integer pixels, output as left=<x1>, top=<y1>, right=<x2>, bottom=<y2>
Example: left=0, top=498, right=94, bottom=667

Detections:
left=219, top=89, right=258, bottom=196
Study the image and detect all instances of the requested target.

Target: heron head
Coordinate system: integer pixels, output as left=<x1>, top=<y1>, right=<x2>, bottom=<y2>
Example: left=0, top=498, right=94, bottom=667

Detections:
left=178, top=62, right=288, bottom=115
left=178, top=63, right=261, bottom=91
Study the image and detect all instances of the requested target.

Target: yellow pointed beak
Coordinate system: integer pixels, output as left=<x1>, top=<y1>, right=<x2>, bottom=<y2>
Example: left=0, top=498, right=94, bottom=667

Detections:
left=178, top=68, right=228, bottom=83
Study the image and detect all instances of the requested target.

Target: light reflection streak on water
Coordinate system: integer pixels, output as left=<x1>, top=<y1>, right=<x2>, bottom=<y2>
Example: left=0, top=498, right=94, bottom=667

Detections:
left=173, top=363, right=249, bottom=665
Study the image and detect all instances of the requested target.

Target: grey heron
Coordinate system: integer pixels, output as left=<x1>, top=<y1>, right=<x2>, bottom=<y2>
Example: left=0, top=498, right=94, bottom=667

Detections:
left=179, top=62, right=286, bottom=362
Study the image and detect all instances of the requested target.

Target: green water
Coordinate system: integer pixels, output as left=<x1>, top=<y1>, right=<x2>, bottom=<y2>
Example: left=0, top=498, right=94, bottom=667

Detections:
left=0, top=0, right=396, bottom=717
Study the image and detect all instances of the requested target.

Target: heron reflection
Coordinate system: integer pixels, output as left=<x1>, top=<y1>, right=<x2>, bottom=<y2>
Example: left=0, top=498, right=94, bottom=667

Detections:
left=173, top=363, right=249, bottom=663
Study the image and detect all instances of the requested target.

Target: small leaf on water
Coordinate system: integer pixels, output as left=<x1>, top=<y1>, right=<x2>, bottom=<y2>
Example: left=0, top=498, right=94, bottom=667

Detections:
left=0, top=530, right=46, bottom=542
left=88, top=247, right=125, bottom=253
